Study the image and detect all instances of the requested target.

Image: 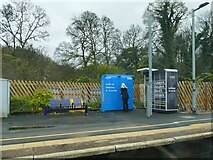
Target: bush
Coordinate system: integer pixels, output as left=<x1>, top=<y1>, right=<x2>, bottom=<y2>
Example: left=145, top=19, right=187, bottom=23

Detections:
left=88, top=101, right=101, bottom=110
left=31, top=89, right=54, bottom=110
left=75, top=76, right=92, bottom=83
left=134, top=101, right=145, bottom=109
left=10, top=96, right=33, bottom=113
left=197, top=73, right=213, bottom=82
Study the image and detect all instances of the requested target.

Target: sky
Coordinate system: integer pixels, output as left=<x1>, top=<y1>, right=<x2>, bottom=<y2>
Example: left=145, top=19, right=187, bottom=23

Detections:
left=0, top=0, right=212, bottom=59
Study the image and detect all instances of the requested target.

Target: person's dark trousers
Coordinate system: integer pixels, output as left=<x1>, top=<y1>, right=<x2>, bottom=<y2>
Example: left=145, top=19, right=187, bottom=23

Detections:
left=123, top=104, right=126, bottom=112
left=123, top=99, right=128, bottom=112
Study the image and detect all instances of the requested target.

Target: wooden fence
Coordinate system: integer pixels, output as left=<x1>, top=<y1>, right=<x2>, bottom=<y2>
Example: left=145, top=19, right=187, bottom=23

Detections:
left=178, top=81, right=213, bottom=111
left=10, top=80, right=212, bottom=111
left=10, top=80, right=143, bottom=103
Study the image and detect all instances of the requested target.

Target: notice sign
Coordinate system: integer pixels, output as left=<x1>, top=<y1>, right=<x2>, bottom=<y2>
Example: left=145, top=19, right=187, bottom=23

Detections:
left=167, top=72, right=178, bottom=109
left=105, top=83, right=117, bottom=92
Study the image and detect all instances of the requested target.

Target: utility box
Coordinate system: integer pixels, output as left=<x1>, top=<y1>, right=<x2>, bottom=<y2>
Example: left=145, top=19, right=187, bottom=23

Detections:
left=101, top=74, right=134, bottom=112
left=137, top=68, right=178, bottom=112
left=0, top=78, right=10, bottom=118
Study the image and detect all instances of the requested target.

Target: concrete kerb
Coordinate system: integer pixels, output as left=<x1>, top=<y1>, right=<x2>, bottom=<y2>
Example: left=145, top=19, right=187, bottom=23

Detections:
left=23, top=146, right=116, bottom=159
left=104, top=132, right=213, bottom=153
left=16, top=132, right=212, bottom=159
left=173, top=132, right=213, bottom=142
left=115, top=138, right=175, bottom=152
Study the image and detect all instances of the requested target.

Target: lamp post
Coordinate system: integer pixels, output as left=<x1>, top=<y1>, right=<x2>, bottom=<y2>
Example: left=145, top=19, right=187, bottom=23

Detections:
left=191, top=2, right=209, bottom=113
left=211, top=2, right=213, bottom=29
left=147, top=11, right=153, bottom=117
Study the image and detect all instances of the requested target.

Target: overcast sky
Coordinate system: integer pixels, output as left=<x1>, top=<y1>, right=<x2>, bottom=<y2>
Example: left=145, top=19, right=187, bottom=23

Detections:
left=0, top=0, right=212, bottom=59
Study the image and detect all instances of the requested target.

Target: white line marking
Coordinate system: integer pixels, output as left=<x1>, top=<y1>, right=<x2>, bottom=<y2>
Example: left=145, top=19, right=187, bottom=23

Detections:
left=2, top=118, right=212, bottom=142
left=173, top=122, right=179, bottom=124
left=181, top=116, right=196, bottom=119
left=94, top=139, right=109, bottom=143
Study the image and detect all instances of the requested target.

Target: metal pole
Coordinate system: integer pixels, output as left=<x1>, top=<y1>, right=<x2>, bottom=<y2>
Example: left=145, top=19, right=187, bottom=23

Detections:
left=191, top=2, right=209, bottom=113
left=192, top=9, right=196, bottom=113
left=147, top=12, right=153, bottom=117
left=211, top=2, right=213, bottom=28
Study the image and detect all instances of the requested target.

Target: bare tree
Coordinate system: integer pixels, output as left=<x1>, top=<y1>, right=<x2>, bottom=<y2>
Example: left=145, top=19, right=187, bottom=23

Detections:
left=100, top=16, right=122, bottom=65
left=81, top=11, right=101, bottom=65
left=0, top=0, right=50, bottom=49
left=123, top=24, right=144, bottom=49
left=64, top=11, right=101, bottom=67
left=117, top=24, right=147, bottom=71
left=56, top=11, right=122, bottom=67
left=55, top=41, right=77, bottom=66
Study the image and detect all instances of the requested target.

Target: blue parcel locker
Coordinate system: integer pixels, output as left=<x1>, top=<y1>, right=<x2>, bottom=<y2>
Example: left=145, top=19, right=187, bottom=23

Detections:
left=101, top=74, right=134, bottom=112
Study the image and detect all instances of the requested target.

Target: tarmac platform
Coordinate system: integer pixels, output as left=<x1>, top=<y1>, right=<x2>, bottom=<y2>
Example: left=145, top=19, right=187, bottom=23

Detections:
left=1, top=109, right=212, bottom=159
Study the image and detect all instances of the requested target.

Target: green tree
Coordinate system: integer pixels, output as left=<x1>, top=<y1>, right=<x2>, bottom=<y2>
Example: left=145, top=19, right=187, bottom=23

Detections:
left=117, top=47, right=147, bottom=74
left=117, top=24, right=147, bottom=74
left=196, top=12, right=213, bottom=75
left=145, top=0, right=188, bottom=69
left=176, top=28, right=192, bottom=80
left=2, top=47, right=76, bottom=81
left=73, top=64, right=123, bottom=83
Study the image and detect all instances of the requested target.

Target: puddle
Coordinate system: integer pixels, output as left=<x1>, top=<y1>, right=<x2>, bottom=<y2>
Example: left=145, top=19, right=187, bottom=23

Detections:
left=9, top=125, right=54, bottom=131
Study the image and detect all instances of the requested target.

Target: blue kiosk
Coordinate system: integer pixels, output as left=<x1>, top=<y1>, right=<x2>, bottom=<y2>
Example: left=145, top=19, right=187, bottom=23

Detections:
left=101, top=74, right=134, bottom=112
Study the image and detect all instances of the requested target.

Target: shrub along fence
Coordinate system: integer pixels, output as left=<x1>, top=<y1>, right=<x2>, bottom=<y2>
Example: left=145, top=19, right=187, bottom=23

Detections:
left=10, top=80, right=212, bottom=111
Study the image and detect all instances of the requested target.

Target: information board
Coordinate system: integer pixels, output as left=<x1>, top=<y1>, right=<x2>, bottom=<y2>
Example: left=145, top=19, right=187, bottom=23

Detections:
left=167, top=72, right=178, bottom=109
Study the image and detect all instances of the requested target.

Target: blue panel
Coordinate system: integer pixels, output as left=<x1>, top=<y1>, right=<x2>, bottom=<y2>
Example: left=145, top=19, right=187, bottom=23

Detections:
left=101, top=74, right=134, bottom=112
